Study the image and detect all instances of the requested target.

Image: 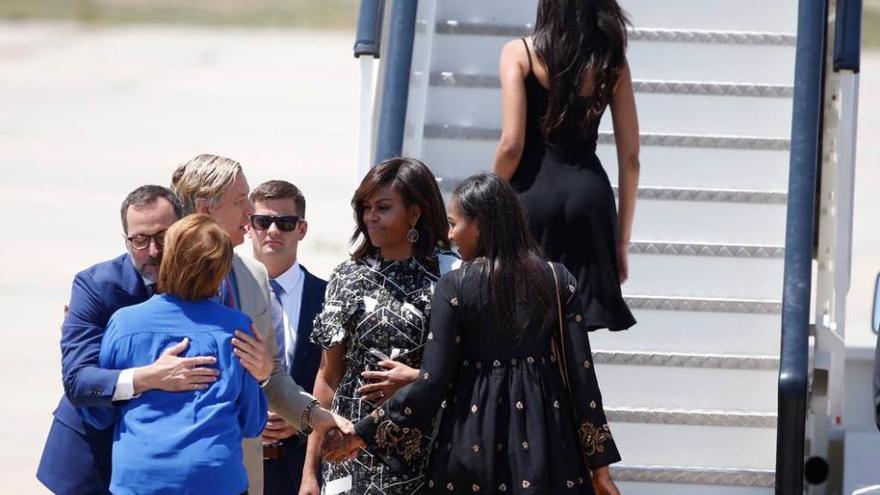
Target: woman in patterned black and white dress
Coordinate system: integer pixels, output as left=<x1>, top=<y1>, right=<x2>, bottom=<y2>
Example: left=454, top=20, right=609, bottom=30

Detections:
left=300, top=157, right=457, bottom=495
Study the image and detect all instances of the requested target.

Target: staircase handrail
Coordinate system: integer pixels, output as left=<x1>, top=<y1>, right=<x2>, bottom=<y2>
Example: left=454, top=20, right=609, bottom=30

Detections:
left=776, top=0, right=829, bottom=493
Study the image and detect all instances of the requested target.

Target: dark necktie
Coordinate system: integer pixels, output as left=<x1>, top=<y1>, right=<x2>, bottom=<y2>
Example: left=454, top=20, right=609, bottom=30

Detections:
left=269, top=279, right=286, bottom=361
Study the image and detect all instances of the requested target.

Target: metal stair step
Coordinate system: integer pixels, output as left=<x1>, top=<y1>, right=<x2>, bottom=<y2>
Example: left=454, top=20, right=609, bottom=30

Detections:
left=423, top=124, right=791, bottom=150
left=628, top=241, right=784, bottom=259
left=428, top=71, right=794, bottom=97
left=606, top=406, right=776, bottom=428
left=422, top=85, right=793, bottom=136
left=628, top=185, right=786, bottom=204
left=624, top=295, right=781, bottom=314
left=614, top=482, right=773, bottom=495
left=427, top=36, right=794, bottom=84
left=588, top=312, right=781, bottom=356
left=435, top=20, right=795, bottom=46
left=628, top=203, right=786, bottom=246
left=437, top=178, right=786, bottom=205
left=611, top=465, right=775, bottom=487
left=626, top=255, right=783, bottom=300
left=434, top=0, right=798, bottom=33
left=420, top=142, right=790, bottom=191
left=596, top=365, right=776, bottom=412
left=593, top=350, right=779, bottom=370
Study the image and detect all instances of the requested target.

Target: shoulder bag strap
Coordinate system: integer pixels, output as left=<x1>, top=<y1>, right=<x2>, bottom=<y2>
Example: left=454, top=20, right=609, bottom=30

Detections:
left=548, top=262, right=571, bottom=392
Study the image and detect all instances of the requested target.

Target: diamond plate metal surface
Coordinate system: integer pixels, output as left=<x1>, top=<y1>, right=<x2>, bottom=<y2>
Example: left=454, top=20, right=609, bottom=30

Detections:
left=423, top=124, right=790, bottom=150
left=606, top=406, right=777, bottom=428
left=439, top=178, right=785, bottom=205
left=628, top=241, right=785, bottom=259
left=634, top=80, right=793, bottom=97
left=435, top=20, right=532, bottom=37
left=615, top=186, right=787, bottom=204
left=429, top=71, right=499, bottom=88
left=423, top=124, right=499, bottom=140
left=428, top=72, right=794, bottom=98
left=631, top=132, right=790, bottom=150
left=435, top=21, right=796, bottom=46
left=611, top=465, right=775, bottom=487
left=592, top=350, right=780, bottom=370
left=624, top=295, right=782, bottom=314
left=631, top=28, right=796, bottom=46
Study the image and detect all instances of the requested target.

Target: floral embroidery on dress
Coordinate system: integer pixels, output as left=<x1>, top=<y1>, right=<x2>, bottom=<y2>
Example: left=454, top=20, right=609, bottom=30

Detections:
left=579, top=421, right=613, bottom=456
left=375, top=420, right=425, bottom=462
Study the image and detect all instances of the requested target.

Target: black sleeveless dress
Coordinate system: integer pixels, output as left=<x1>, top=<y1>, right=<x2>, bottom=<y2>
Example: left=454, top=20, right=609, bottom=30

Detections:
left=510, top=39, right=636, bottom=332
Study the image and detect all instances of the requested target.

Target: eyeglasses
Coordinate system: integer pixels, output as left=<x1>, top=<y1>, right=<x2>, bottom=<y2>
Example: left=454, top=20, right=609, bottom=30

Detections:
left=249, top=214, right=302, bottom=232
left=125, top=231, right=167, bottom=251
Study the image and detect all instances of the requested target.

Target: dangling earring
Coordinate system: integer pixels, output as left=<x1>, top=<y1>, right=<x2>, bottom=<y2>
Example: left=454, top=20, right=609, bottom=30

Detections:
left=407, top=226, right=420, bottom=244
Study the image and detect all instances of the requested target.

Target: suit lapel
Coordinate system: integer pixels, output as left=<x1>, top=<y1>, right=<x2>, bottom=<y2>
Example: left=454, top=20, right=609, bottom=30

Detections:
left=117, top=253, right=149, bottom=301
left=230, top=255, right=251, bottom=314
left=292, top=267, right=321, bottom=368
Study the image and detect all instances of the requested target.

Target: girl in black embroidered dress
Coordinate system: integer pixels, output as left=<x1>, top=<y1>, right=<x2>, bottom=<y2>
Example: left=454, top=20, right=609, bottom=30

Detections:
left=326, top=174, right=621, bottom=494
left=305, top=157, right=456, bottom=495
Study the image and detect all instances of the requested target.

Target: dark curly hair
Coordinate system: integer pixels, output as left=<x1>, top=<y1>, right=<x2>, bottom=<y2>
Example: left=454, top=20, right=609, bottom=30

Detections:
left=350, top=157, right=449, bottom=264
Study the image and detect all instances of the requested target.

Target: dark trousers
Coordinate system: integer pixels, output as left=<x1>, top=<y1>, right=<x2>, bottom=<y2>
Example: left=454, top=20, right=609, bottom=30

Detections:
left=37, top=418, right=113, bottom=494
left=263, top=436, right=311, bottom=495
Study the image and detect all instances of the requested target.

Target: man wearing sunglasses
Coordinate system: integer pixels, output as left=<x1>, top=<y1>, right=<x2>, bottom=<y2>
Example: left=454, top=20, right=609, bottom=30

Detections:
left=38, top=185, right=222, bottom=494
left=247, top=180, right=327, bottom=495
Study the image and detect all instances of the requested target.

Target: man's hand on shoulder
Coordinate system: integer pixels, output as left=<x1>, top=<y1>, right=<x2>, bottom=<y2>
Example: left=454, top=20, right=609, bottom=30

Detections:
left=232, top=324, right=273, bottom=383
left=133, top=338, right=219, bottom=394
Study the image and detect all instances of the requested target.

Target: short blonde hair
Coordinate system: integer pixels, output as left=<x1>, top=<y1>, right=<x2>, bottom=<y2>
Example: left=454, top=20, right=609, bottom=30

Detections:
left=171, top=154, right=243, bottom=215
left=157, top=214, right=233, bottom=301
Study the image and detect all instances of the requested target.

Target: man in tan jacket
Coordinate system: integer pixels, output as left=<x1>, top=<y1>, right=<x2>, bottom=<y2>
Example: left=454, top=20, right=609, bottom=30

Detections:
left=172, top=154, right=351, bottom=494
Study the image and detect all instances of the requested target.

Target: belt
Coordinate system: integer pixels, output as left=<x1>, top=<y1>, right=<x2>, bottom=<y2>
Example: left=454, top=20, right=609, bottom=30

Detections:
left=262, top=435, right=307, bottom=460
left=263, top=442, right=285, bottom=460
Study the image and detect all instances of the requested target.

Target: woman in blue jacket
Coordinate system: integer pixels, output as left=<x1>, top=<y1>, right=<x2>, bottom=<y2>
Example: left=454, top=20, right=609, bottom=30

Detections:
left=84, top=213, right=267, bottom=495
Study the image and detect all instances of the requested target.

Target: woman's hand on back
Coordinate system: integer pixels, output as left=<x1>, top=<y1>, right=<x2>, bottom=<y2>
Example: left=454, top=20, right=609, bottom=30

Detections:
left=133, top=337, right=219, bottom=394
left=357, top=360, right=420, bottom=405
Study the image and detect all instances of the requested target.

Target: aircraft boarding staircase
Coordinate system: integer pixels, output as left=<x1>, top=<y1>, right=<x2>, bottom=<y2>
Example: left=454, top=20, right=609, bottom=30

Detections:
left=353, top=0, right=864, bottom=493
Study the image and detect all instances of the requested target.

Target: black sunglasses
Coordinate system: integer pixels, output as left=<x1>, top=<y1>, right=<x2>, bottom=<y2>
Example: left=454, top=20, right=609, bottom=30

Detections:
left=249, top=214, right=302, bottom=232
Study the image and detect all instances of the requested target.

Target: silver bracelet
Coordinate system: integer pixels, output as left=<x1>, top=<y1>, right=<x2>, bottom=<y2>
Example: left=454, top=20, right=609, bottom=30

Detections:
left=299, top=399, right=321, bottom=435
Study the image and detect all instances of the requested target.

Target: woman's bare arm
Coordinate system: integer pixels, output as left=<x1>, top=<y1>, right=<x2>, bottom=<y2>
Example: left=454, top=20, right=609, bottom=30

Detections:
left=299, top=345, right=347, bottom=495
left=493, top=39, right=529, bottom=181
left=609, top=61, right=640, bottom=282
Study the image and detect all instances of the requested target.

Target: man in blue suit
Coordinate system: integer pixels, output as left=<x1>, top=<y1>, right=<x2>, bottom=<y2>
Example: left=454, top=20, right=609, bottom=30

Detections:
left=248, top=180, right=327, bottom=495
left=37, top=185, right=223, bottom=494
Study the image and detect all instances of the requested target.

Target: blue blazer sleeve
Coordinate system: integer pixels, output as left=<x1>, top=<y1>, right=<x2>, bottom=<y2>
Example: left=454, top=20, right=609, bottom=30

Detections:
left=81, top=320, right=121, bottom=429
left=61, top=270, right=122, bottom=408
left=236, top=323, right=268, bottom=438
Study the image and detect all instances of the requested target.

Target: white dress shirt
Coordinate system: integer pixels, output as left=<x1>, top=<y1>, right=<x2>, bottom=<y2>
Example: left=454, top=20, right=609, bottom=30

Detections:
left=270, top=262, right=305, bottom=371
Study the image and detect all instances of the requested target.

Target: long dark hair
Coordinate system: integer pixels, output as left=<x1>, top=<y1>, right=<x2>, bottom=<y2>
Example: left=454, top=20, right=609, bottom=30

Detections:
left=453, top=173, right=553, bottom=333
left=533, top=0, right=630, bottom=139
left=351, top=157, right=449, bottom=264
